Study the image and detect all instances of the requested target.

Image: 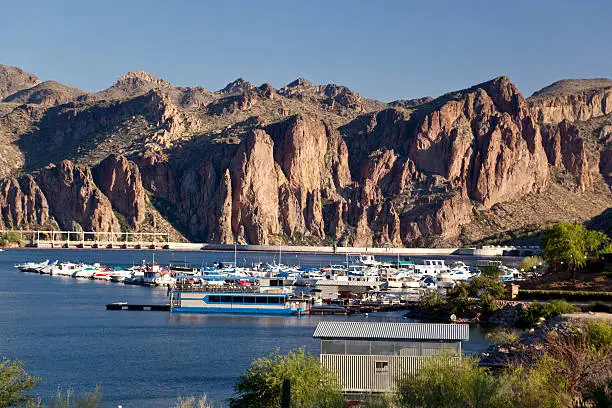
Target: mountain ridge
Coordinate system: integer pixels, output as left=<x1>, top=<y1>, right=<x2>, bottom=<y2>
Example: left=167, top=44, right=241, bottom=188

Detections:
left=0, top=64, right=610, bottom=247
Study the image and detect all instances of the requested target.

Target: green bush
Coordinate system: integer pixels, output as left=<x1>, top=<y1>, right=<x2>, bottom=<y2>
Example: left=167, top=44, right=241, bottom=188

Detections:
left=395, top=357, right=504, bottom=408
left=519, top=300, right=580, bottom=327
left=229, top=348, right=343, bottom=408
left=542, top=299, right=580, bottom=317
left=0, top=231, right=22, bottom=247
left=585, top=321, right=612, bottom=349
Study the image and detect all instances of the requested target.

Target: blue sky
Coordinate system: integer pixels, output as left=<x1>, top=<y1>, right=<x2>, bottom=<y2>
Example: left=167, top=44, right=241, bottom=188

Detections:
left=0, top=0, right=610, bottom=101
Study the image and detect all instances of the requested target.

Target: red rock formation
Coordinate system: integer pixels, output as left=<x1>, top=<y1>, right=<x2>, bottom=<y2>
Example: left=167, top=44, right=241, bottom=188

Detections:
left=135, top=150, right=176, bottom=202
left=230, top=129, right=283, bottom=244
left=38, top=160, right=120, bottom=232
left=93, top=154, right=146, bottom=225
left=409, top=76, right=549, bottom=207
left=0, top=175, right=50, bottom=229
left=529, top=82, right=612, bottom=125
left=541, top=121, right=592, bottom=190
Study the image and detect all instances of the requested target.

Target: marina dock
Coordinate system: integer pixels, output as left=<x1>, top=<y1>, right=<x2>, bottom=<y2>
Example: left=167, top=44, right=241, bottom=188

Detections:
left=106, top=302, right=170, bottom=311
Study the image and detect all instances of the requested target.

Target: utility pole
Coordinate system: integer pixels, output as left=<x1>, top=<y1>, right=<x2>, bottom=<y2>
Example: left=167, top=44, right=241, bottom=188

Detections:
left=281, top=378, right=290, bottom=408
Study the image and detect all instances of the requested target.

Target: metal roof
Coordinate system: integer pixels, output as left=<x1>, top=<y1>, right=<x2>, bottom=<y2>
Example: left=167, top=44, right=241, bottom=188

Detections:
left=313, top=322, right=469, bottom=341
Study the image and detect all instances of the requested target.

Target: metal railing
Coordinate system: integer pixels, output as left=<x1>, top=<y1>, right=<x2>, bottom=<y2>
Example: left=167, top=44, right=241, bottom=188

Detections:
left=173, top=285, right=261, bottom=293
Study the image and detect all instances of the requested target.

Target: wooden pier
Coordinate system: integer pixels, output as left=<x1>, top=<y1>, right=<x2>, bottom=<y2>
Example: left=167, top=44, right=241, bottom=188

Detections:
left=106, top=302, right=170, bottom=311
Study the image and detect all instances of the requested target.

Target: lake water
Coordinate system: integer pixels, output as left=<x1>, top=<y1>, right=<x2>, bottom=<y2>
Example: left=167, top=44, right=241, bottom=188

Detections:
left=0, top=248, right=495, bottom=407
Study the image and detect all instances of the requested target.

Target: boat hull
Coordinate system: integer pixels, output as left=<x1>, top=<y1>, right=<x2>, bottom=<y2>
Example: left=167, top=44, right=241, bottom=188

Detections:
left=170, top=292, right=307, bottom=315
left=170, top=306, right=304, bottom=315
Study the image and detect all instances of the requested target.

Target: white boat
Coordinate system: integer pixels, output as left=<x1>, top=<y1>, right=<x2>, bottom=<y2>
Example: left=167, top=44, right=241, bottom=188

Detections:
left=74, top=266, right=98, bottom=279
left=143, top=264, right=174, bottom=286
left=52, top=262, right=84, bottom=277
left=414, top=260, right=450, bottom=276
left=109, top=269, right=133, bottom=283
left=348, top=254, right=381, bottom=267
left=447, top=262, right=473, bottom=281
left=170, top=277, right=308, bottom=315
left=16, top=260, right=49, bottom=272
left=38, top=261, right=58, bottom=275
left=499, top=266, right=524, bottom=282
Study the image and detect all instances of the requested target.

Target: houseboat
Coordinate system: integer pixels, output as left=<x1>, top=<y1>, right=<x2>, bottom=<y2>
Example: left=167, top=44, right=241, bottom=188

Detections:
left=170, top=277, right=309, bottom=315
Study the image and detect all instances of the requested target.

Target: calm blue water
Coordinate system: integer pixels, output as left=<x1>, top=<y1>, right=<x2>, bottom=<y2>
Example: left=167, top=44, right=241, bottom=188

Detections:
left=0, top=249, right=494, bottom=407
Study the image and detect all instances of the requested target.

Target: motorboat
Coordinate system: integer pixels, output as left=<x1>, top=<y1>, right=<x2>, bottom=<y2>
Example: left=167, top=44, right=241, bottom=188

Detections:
left=499, top=266, right=524, bottom=282
left=16, top=260, right=49, bottom=272
left=52, top=262, right=84, bottom=277
left=109, top=269, right=133, bottom=283
left=414, top=260, right=450, bottom=276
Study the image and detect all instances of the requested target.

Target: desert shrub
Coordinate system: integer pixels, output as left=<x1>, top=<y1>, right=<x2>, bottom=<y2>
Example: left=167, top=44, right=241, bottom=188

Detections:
left=585, top=321, right=612, bottom=349
left=173, top=395, right=214, bottom=408
left=45, top=386, right=102, bottom=408
left=520, top=300, right=580, bottom=327
left=395, top=357, right=504, bottom=408
left=486, top=328, right=520, bottom=348
left=497, top=359, right=569, bottom=408
left=541, top=299, right=580, bottom=317
left=543, top=326, right=612, bottom=404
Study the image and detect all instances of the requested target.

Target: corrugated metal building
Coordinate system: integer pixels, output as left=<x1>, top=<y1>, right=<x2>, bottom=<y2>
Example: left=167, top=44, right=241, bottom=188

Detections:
left=313, top=322, right=469, bottom=393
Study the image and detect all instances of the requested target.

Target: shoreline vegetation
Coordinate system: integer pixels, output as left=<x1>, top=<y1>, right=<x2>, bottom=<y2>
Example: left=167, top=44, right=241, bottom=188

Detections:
left=2, top=316, right=611, bottom=407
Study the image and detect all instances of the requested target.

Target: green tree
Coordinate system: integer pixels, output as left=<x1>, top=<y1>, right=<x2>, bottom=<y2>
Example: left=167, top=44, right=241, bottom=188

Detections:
left=542, top=222, right=609, bottom=279
left=518, top=256, right=544, bottom=272
left=419, top=289, right=446, bottom=311
left=0, top=357, right=39, bottom=408
left=229, top=348, right=343, bottom=408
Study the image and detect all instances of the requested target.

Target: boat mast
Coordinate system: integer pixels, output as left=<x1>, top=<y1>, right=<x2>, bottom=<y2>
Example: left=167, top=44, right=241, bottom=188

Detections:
left=234, top=241, right=237, bottom=270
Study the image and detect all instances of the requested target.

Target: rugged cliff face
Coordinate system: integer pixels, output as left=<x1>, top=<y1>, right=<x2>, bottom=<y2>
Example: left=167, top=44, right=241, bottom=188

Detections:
left=0, top=175, right=51, bottom=229
left=0, top=66, right=610, bottom=246
left=38, top=160, right=121, bottom=233
left=529, top=79, right=612, bottom=125
left=92, top=154, right=146, bottom=226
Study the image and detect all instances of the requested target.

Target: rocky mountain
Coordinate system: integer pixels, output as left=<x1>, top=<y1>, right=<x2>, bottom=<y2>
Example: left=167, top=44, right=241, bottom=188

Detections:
left=3, top=80, right=87, bottom=106
left=0, top=65, right=610, bottom=247
left=0, top=64, right=41, bottom=99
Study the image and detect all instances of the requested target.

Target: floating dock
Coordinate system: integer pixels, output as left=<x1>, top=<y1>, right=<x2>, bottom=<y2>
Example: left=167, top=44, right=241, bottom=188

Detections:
left=106, top=302, right=170, bottom=311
